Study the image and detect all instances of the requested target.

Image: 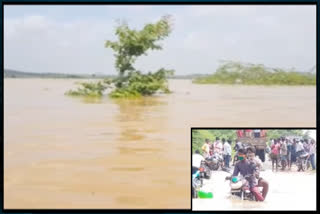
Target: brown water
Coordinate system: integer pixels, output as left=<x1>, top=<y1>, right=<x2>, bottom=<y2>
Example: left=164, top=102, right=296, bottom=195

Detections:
left=4, top=79, right=316, bottom=209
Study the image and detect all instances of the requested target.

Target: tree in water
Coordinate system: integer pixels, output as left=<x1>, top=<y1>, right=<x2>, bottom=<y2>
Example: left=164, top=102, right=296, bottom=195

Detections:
left=66, top=15, right=174, bottom=98
left=105, top=15, right=174, bottom=98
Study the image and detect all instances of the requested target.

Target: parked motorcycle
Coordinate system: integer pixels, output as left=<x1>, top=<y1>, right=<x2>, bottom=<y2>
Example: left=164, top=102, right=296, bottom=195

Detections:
left=200, top=160, right=212, bottom=179
left=205, top=152, right=224, bottom=171
left=296, top=152, right=310, bottom=172
left=225, top=174, right=262, bottom=201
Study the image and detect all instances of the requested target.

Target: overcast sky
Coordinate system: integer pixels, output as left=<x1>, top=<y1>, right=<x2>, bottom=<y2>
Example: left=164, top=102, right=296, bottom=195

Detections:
left=4, top=5, right=316, bottom=75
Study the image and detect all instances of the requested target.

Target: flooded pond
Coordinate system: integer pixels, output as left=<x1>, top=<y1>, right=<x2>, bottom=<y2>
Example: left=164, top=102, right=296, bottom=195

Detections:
left=4, top=79, right=316, bottom=209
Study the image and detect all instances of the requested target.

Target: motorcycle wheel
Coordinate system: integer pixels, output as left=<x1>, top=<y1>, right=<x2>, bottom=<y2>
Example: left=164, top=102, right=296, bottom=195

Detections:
left=211, top=164, right=219, bottom=171
left=301, top=160, right=306, bottom=171
left=296, top=158, right=302, bottom=171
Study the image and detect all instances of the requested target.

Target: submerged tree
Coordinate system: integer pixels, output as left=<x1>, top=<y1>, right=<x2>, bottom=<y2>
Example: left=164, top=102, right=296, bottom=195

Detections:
left=104, top=15, right=174, bottom=98
left=66, top=15, right=174, bottom=98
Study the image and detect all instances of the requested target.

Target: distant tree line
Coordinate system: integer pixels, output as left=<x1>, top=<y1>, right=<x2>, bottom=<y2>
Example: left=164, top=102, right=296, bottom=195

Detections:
left=193, top=61, right=316, bottom=85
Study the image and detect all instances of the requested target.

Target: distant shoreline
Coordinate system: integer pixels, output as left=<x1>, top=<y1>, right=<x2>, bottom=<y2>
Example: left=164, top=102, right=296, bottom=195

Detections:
left=4, top=69, right=316, bottom=85
left=4, top=69, right=208, bottom=80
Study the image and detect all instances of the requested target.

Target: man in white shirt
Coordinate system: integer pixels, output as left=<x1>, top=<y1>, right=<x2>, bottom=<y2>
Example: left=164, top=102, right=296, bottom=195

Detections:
left=192, top=150, right=204, bottom=174
left=214, top=137, right=223, bottom=154
left=295, top=140, right=305, bottom=157
left=296, top=140, right=304, bottom=152
left=223, top=139, right=232, bottom=168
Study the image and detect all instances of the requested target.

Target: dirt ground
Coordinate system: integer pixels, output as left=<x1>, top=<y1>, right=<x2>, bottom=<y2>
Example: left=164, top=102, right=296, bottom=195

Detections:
left=192, top=159, right=316, bottom=210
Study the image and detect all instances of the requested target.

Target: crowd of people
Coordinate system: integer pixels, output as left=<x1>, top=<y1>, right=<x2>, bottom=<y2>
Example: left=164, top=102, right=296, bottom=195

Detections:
left=267, top=137, right=316, bottom=171
left=201, top=137, right=232, bottom=168
left=194, top=133, right=316, bottom=203
left=200, top=135, right=316, bottom=172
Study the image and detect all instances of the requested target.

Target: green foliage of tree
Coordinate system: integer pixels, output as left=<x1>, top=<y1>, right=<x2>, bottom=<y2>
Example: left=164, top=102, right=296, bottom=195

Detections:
left=266, top=129, right=304, bottom=141
left=104, top=15, right=174, bottom=97
left=109, top=69, right=174, bottom=98
left=65, top=79, right=111, bottom=97
left=192, top=129, right=237, bottom=155
left=193, top=61, right=316, bottom=86
left=66, top=15, right=174, bottom=98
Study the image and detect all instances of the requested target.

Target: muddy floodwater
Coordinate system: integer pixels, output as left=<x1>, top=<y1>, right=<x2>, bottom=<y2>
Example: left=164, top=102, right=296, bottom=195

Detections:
left=4, top=79, right=316, bottom=209
left=192, top=162, right=317, bottom=210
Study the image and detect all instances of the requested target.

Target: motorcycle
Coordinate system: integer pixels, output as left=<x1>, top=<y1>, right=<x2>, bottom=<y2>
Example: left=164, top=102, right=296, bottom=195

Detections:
left=296, top=152, right=310, bottom=171
left=225, top=174, right=262, bottom=201
left=205, top=152, right=224, bottom=171
left=192, top=170, right=203, bottom=198
left=199, top=160, right=212, bottom=179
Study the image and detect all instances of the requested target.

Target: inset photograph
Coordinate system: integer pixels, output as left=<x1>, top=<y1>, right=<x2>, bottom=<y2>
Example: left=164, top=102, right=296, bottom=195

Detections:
left=192, top=129, right=316, bottom=210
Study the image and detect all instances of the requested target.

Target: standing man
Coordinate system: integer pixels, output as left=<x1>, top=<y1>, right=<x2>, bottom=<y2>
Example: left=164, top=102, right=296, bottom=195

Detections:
left=287, top=139, right=293, bottom=170
left=309, top=139, right=316, bottom=170
left=280, top=138, right=287, bottom=170
left=201, top=139, right=210, bottom=158
left=271, top=139, right=280, bottom=171
left=291, top=139, right=297, bottom=164
left=303, top=139, right=310, bottom=154
left=214, top=137, right=223, bottom=155
left=224, top=139, right=232, bottom=168
left=296, top=139, right=305, bottom=158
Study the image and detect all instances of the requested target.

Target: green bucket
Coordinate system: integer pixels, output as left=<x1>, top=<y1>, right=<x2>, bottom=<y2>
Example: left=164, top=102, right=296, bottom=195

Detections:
left=198, top=191, right=213, bottom=198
